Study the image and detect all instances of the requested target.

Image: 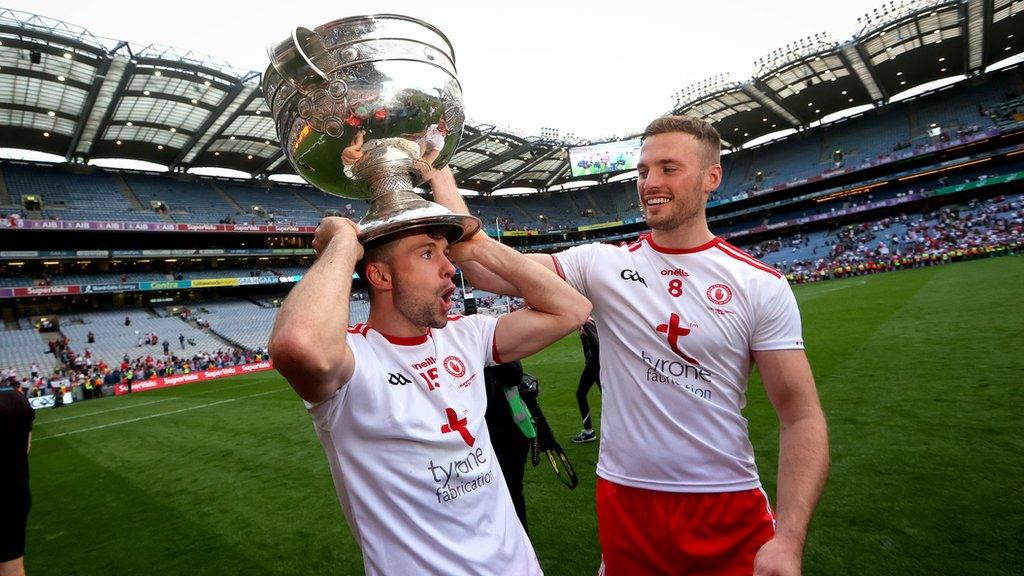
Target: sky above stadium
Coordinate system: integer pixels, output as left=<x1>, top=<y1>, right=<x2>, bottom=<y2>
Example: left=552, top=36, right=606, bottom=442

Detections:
left=9, top=0, right=898, bottom=141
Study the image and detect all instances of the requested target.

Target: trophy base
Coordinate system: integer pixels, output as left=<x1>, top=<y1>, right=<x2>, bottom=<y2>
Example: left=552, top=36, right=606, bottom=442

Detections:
left=357, top=189, right=481, bottom=246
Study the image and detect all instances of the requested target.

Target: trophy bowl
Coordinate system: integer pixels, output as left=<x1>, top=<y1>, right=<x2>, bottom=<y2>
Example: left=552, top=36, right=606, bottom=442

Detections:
left=263, top=14, right=481, bottom=244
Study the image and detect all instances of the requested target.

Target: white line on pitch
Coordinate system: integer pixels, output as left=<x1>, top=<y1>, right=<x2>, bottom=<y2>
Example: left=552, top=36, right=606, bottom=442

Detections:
left=40, top=398, right=180, bottom=424
left=37, top=379, right=265, bottom=424
left=34, top=388, right=288, bottom=441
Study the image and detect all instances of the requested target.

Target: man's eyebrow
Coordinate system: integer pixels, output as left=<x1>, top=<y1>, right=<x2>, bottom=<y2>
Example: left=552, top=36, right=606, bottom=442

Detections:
left=412, top=239, right=443, bottom=251
left=638, top=159, right=681, bottom=167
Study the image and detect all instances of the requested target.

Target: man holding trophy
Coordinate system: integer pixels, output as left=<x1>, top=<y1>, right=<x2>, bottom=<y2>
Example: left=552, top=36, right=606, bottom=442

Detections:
left=265, top=15, right=589, bottom=575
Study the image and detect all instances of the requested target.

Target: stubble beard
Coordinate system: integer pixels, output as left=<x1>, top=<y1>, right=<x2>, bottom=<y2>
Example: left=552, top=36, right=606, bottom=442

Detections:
left=394, top=280, right=447, bottom=330
left=646, top=189, right=704, bottom=232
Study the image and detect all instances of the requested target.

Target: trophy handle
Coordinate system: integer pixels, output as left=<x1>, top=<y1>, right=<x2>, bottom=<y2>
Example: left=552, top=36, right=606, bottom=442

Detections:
left=267, top=27, right=330, bottom=95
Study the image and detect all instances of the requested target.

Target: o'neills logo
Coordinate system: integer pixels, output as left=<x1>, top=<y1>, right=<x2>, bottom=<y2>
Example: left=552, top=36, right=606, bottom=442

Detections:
left=427, top=446, right=494, bottom=504
left=660, top=268, right=690, bottom=277
left=706, top=283, right=733, bottom=305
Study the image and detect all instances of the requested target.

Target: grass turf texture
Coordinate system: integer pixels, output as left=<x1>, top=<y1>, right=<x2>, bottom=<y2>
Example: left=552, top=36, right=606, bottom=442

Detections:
left=26, top=255, right=1024, bottom=575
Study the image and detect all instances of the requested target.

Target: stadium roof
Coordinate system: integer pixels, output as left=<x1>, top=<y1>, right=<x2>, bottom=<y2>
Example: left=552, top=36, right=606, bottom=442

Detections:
left=0, top=0, right=1021, bottom=194
left=673, top=0, right=1021, bottom=146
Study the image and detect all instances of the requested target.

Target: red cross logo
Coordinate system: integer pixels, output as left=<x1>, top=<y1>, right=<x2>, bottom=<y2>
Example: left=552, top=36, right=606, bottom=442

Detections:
left=440, top=407, right=475, bottom=447
left=656, top=313, right=700, bottom=366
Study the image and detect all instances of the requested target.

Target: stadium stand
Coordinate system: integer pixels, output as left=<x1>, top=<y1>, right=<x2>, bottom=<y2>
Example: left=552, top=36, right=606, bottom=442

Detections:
left=0, top=68, right=1017, bottom=234
left=60, top=309, right=223, bottom=366
left=123, top=174, right=240, bottom=224
left=197, top=300, right=279, bottom=351
left=753, top=192, right=1022, bottom=282
left=217, top=183, right=323, bottom=226
left=0, top=327, right=58, bottom=380
left=4, top=165, right=165, bottom=223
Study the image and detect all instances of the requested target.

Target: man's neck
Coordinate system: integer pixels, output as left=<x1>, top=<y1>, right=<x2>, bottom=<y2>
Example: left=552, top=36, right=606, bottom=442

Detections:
left=367, top=306, right=429, bottom=339
left=649, top=223, right=716, bottom=251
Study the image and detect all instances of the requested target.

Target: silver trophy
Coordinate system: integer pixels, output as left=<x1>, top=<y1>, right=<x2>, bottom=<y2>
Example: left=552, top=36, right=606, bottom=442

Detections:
left=263, top=14, right=480, bottom=244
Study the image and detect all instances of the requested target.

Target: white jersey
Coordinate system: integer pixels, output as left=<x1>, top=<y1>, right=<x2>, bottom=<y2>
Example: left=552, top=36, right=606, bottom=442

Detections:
left=553, top=234, right=804, bottom=493
left=306, top=315, right=542, bottom=576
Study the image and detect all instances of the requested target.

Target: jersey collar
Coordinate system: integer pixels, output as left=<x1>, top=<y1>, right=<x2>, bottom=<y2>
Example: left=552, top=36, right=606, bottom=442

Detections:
left=645, top=234, right=722, bottom=254
left=372, top=328, right=431, bottom=346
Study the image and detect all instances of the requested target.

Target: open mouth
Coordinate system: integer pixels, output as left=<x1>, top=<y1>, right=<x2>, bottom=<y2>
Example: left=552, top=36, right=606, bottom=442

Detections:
left=440, top=285, right=456, bottom=310
left=645, top=197, right=671, bottom=207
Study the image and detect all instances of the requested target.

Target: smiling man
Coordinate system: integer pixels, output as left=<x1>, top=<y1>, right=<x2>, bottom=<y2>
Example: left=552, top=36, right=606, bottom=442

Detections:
left=430, top=116, right=829, bottom=576
left=269, top=213, right=589, bottom=576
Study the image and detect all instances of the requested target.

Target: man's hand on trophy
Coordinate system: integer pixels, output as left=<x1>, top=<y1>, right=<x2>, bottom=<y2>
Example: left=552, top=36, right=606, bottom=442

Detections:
left=341, top=130, right=366, bottom=166
left=313, top=217, right=363, bottom=261
left=446, top=225, right=486, bottom=263
left=413, top=145, right=442, bottom=180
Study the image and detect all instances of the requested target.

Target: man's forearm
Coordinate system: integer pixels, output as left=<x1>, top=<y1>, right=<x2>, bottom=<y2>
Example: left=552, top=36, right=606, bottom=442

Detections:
left=428, top=165, right=470, bottom=214
left=463, top=237, right=583, bottom=319
left=774, top=412, right=829, bottom=543
left=430, top=166, right=530, bottom=295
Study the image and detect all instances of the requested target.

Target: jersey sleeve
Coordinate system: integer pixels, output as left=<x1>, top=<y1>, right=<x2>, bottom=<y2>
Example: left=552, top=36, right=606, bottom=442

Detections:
left=551, top=243, right=600, bottom=298
left=304, top=335, right=368, bottom=432
left=751, top=276, right=805, bottom=351
left=464, top=314, right=501, bottom=367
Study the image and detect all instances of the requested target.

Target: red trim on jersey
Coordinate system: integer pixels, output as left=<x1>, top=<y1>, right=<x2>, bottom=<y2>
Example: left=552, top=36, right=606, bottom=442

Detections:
left=715, top=241, right=783, bottom=278
left=627, top=235, right=644, bottom=252
left=491, top=335, right=503, bottom=365
left=447, top=314, right=464, bottom=321
left=550, top=254, right=565, bottom=280
left=645, top=234, right=723, bottom=254
left=375, top=329, right=430, bottom=346
left=347, top=323, right=365, bottom=334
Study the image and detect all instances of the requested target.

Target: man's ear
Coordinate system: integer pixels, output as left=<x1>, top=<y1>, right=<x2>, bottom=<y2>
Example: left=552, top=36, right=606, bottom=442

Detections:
left=704, top=163, right=723, bottom=195
left=365, top=261, right=393, bottom=293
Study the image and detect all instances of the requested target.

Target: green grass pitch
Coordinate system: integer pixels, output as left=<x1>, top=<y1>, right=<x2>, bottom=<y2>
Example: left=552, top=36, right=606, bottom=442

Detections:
left=25, top=255, right=1024, bottom=575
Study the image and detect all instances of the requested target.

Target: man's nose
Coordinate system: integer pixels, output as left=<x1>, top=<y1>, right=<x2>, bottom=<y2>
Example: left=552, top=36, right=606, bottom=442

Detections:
left=441, top=256, right=456, bottom=277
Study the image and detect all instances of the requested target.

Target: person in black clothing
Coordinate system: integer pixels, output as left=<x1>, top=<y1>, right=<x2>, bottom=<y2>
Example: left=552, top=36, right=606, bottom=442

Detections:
left=573, top=317, right=601, bottom=443
left=0, top=384, right=34, bottom=575
left=483, top=361, right=533, bottom=532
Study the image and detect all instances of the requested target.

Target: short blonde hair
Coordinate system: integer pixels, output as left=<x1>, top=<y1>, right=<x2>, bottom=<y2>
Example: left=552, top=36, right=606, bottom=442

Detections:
left=642, top=116, right=721, bottom=167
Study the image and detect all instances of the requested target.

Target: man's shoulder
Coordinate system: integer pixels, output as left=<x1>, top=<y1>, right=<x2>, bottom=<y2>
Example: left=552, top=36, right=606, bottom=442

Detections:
left=555, top=237, right=641, bottom=268
left=709, top=240, right=784, bottom=281
left=438, top=314, right=495, bottom=336
left=346, top=323, right=371, bottom=337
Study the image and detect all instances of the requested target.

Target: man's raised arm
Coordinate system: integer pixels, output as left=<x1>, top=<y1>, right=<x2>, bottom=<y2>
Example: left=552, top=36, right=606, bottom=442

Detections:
left=448, top=231, right=591, bottom=363
left=429, top=167, right=556, bottom=296
left=268, top=217, right=362, bottom=404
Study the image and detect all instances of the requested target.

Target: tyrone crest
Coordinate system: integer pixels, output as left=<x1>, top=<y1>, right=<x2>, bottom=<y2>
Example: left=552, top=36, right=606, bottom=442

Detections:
left=706, top=283, right=733, bottom=306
